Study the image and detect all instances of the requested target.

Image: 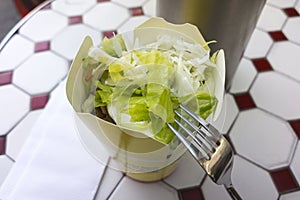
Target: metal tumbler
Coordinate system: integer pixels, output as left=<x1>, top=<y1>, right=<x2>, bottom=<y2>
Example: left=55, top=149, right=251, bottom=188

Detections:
left=156, top=0, right=266, bottom=89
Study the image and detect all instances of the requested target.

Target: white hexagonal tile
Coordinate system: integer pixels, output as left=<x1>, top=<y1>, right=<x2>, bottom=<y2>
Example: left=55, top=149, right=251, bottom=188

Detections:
left=118, top=16, right=150, bottom=33
left=230, top=109, right=297, bottom=170
left=51, top=24, right=101, bottom=60
left=52, top=0, right=97, bottom=16
left=283, top=18, right=300, bottom=44
left=230, top=58, right=257, bottom=94
left=211, top=94, right=239, bottom=135
left=164, top=152, right=206, bottom=189
left=244, top=29, right=273, bottom=59
left=13, top=52, right=69, bottom=95
left=250, top=72, right=300, bottom=120
left=0, top=156, right=14, bottom=186
left=257, top=4, right=287, bottom=31
left=268, top=42, right=300, bottom=82
left=296, top=0, right=300, bottom=13
left=109, top=177, right=178, bottom=200
left=280, top=191, right=300, bottom=200
left=201, top=176, right=231, bottom=200
left=112, top=0, right=148, bottom=8
left=7, top=110, right=43, bottom=160
left=0, top=34, right=34, bottom=72
left=232, top=155, right=278, bottom=200
left=267, top=0, right=297, bottom=8
left=290, top=141, right=300, bottom=185
left=0, top=85, right=30, bottom=135
left=19, top=10, right=68, bottom=42
left=83, top=2, right=129, bottom=31
left=143, top=0, right=156, bottom=16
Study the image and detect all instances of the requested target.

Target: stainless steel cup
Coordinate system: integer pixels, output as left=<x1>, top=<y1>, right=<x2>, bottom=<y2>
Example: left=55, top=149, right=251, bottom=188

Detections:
left=157, top=0, right=266, bottom=90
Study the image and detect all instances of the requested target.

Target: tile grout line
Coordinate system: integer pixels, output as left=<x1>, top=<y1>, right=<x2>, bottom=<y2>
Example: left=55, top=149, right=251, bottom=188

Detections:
left=105, top=175, right=125, bottom=200
left=92, top=157, right=111, bottom=200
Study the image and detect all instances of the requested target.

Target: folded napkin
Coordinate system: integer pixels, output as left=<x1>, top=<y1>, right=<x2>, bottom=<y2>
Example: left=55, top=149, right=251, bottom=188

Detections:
left=0, top=81, right=108, bottom=200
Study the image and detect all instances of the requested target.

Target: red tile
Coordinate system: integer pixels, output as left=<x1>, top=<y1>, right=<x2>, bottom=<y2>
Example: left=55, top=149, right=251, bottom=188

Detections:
left=41, top=4, right=51, bottom=10
left=103, top=30, right=117, bottom=39
left=269, top=31, right=288, bottom=42
left=283, top=8, right=300, bottom=17
left=0, top=136, right=6, bottom=155
left=252, top=58, right=273, bottom=72
left=0, top=71, right=13, bottom=85
left=35, top=41, right=50, bottom=52
left=31, top=94, right=49, bottom=110
left=68, top=16, right=82, bottom=25
left=130, top=7, right=144, bottom=16
left=271, top=168, right=299, bottom=193
left=234, top=93, right=256, bottom=110
left=289, top=119, right=300, bottom=139
left=180, top=187, right=204, bottom=200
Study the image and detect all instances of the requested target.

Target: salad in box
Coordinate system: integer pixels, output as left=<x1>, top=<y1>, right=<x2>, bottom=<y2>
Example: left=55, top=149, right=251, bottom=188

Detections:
left=66, top=17, right=225, bottom=180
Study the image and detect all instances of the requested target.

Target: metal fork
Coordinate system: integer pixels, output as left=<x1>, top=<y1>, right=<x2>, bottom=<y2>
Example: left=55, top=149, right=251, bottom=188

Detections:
left=167, top=104, right=242, bottom=200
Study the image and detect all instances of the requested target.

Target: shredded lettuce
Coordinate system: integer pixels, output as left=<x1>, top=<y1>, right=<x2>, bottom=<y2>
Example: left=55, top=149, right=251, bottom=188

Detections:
left=94, top=81, right=113, bottom=107
left=83, top=34, right=219, bottom=144
left=102, top=34, right=126, bottom=57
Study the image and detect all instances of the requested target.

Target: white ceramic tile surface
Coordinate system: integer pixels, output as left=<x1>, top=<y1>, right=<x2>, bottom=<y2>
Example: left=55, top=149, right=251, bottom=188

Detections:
left=7, top=110, right=43, bottom=160
left=283, top=17, right=300, bottom=44
left=280, top=191, right=300, bottom=200
left=117, top=16, right=150, bottom=33
left=211, top=94, right=239, bottom=135
left=164, top=152, right=206, bottom=189
left=1, top=1, right=300, bottom=199
left=0, top=156, right=14, bottom=186
left=268, top=42, right=300, bottom=82
left=230, top=58, right=257, bottom=94
left=230, top=109, right=297, bottom=170
left=51, top=24, right=101, bottom=60
left=0, top=85, right=30, bottom=135
left=109, top=177, right=178, bottom=200
left=296, top=0, right=300, bottom=13
left=267, top=0, right=298, bottom=8
left=19, top=10, right=68, bottom=42
left=83, top=2, right=129, bottom=31
left=143, top=0, right=157, bottom=16
left=250, top=72, right=300, bottom=120
left=201, top=176, right=231, bottom=200
left=232, top=155, right=278, bottom=200
left=257, top=4, right=287, bottom=31
left=290, top=141, right=300, bottom=185
left=244, top=29, right=273, bottom=59
left=13, top=52, right=69, bottom=95
left=112, top=0, right=148, bottom=8
left=0, top=34, right=34, bottom=72
left=52, top=0, right=96, bottom=16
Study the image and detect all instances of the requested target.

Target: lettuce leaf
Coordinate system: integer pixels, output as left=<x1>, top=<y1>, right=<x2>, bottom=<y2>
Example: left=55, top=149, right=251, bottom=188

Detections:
left=128, top=96, right=150, bottom=122
left=196, top=93, right=218, bottom=119
left=102, top=34, right=126, bottom=57
left=94, top=81, right=113, bottom=107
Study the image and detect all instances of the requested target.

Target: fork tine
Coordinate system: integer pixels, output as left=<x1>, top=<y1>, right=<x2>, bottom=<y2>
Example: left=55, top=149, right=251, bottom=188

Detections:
left=174, top=118, right=211, bottom=156
left=174, top=111, right=215, bottom=152
left=179, top=104, right=221, bottom=142
left=167, top=123, right=209, bottom=160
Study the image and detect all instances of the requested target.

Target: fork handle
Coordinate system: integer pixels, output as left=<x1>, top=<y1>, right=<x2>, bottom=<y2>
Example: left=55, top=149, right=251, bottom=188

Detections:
left=226, top=186, right=242, bottom=200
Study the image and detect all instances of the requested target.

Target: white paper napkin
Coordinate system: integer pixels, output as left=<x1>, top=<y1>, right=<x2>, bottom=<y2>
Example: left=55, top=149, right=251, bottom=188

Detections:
left=0, top=81, right=107, bottom=200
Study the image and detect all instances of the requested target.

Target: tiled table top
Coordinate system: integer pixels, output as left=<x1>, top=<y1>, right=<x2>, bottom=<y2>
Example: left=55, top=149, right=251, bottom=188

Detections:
left=0, top=0, right=300, bottom=199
